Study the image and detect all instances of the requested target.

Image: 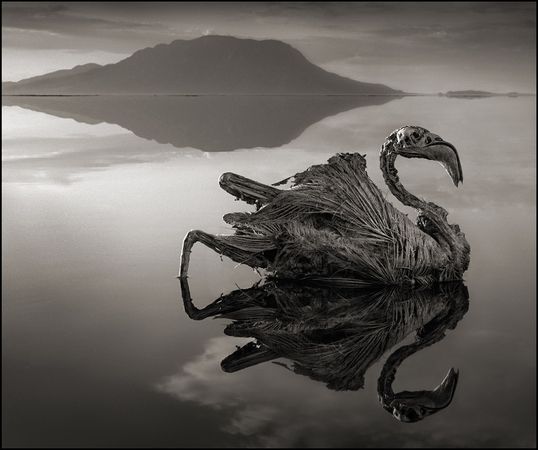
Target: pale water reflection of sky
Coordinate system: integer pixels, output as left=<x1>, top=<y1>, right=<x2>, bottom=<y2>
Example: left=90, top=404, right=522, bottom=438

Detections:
left=2, top=96, right=536, bottom=447
left=155, top=332, right=533, bottom=447
left=2, top=97, right=535, bottom=210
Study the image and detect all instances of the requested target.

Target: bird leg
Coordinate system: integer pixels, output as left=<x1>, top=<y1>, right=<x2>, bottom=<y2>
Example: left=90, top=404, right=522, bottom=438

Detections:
left=219, top=172, right=281, bottom=208
left=179, top=276, right=262, bottom=320
left=179, top=229, right=272, bottom=278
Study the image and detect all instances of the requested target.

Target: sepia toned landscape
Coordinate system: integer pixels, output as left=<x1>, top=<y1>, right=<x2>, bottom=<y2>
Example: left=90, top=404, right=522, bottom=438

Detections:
left=2, top=2, right=536, bottom=448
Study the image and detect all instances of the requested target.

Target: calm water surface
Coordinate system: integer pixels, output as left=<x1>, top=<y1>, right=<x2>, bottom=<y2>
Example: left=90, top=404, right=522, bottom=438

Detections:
left=2, top=96, right=536, bottom=447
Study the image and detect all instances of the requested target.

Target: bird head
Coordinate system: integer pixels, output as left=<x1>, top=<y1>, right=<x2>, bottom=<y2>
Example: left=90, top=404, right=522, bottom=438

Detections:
left=381, top=367, right=460, bottom=423
left=385, top=126, right=463, bottom=186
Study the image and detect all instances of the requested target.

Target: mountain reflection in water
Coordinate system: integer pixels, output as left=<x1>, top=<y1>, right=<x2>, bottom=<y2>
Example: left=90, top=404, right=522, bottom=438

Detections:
left=2, top=95, right=400, bottom=152
left=180, top=278, right=469, bottom=423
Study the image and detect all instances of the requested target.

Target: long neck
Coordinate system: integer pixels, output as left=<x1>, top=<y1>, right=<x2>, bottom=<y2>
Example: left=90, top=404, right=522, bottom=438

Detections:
left=379, top=143, right=469, bottom=277
left=377, top=330, right=446, bottom=399
left=380, top=142, right=446, bottom=216
left=378, top=283, right=469, bottom=400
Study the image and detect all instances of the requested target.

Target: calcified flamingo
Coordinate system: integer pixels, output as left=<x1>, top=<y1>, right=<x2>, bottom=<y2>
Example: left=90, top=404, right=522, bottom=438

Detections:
left=180, top=126, right=470, bottom=285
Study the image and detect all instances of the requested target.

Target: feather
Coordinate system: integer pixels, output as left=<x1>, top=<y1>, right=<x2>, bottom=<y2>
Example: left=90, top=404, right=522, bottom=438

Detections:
left=224, top=153, right=448, bottom=285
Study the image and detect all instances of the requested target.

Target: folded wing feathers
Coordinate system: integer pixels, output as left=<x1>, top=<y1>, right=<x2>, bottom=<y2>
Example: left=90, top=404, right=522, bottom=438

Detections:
left=225, top=153, right=444, bottom=284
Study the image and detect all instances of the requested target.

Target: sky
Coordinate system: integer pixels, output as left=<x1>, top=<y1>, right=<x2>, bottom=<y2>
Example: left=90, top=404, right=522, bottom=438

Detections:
left=1, top=2, right=536, bottom=93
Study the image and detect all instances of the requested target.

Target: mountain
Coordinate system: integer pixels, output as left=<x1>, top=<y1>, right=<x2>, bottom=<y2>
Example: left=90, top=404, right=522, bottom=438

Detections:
left=2, top=36, right=402, bottom=95
left=2, top=64, right=102, bottom=92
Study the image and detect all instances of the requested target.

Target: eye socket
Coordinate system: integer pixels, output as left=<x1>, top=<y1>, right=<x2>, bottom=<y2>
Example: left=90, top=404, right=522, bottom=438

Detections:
left=412, top=131, right=419, bottom=139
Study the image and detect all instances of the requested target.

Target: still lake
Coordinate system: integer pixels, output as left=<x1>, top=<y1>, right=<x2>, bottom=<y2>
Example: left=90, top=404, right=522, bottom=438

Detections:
left=2, top=95, right=536, bottom=447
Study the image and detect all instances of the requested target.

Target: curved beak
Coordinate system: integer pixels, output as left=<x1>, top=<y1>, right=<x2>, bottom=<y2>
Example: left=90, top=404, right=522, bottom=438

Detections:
left=388, top=367, right=460, bottom=422
left=425, top=141, right=463, bottom=186
left=427, top=367, right=459, bottom=408
left=398, top=140, right=463, bottom=187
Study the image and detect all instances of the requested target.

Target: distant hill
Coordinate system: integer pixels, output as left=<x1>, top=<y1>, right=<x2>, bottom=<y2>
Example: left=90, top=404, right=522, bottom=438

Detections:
left=2, top=36, right=402, bottom=95
left=440, top=90, right=526, bottom=98
left=446, top=90, right=497, bottom=97
left=2, top=64, right=102, bottom=92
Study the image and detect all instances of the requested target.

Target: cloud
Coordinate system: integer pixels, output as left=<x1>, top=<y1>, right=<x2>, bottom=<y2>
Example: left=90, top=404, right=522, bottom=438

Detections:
left=2, top=4, right=153, bottom=33
left=1, top=2, right=535, bottom=91
left=154, top=333, right=535, bottom=447
left=1, top=3, right=174, bottom=54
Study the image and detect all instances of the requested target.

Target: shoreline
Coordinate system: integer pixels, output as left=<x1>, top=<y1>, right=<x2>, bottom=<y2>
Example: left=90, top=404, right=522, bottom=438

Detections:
left=1, top=93, right=409, bottom=97
left=2, top=93, right=534, bottom=98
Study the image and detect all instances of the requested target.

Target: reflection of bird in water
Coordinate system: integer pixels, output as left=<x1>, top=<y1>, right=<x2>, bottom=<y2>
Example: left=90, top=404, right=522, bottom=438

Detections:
left=180, top=278, right=469, bottom=422
left=180, top=126, right=470, bottom=285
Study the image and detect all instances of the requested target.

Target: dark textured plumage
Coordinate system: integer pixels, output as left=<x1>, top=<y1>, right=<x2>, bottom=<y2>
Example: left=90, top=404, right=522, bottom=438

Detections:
left=180, top=126, right=470, bottom=285
left=180, top=278, right=469, bottom=421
